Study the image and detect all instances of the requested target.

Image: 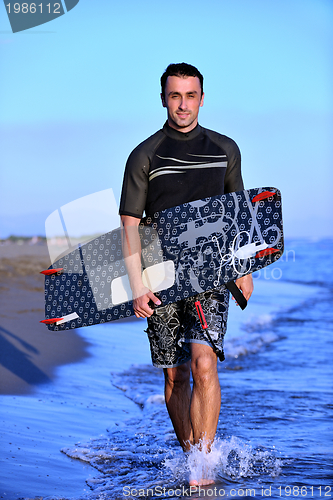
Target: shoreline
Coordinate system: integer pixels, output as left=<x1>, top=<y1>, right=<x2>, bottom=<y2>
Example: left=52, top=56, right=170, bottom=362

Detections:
left=0, top=243, right=151, bottom=498
left=0, top=243, right=99, bottom=498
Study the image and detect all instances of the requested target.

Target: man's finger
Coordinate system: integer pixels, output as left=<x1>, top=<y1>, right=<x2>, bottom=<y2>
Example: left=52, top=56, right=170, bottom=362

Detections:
left=147, top=291, right=162, bottom=306
left=133, top=294, right=157, bottom=318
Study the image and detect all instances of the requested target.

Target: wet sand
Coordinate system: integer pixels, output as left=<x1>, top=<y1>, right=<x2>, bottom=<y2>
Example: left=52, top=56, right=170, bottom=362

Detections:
left=0, top=243, right=153, bottom=499
left=0, top=243, right=90, bottom=395
left=0, top=244, right=94, bottom=498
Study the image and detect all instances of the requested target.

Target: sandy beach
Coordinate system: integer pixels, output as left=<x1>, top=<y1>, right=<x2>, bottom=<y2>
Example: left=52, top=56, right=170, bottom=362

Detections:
left=0, top=242, right=152, bottom=499
left=0, top=243, right=90, bottom=395
left=0, top=243, right=93, bottom=498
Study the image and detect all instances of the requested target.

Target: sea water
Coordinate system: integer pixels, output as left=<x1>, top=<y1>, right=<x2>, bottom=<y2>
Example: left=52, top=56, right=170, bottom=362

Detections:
left=12, top=239, right=333, bottom=499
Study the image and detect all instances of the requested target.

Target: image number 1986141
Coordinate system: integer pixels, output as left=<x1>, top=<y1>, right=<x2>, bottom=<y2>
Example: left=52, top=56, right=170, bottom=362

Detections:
left=3, top=0, right=80, bottom=32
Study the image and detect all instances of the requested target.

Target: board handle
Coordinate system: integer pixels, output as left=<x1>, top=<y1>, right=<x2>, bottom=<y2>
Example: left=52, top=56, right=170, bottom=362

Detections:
left=225, top=281, right=247, bottom=310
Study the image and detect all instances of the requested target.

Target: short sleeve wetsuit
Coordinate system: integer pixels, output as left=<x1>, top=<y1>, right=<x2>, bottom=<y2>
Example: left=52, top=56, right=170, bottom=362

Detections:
left=119, top=121, right=244, bottom=367
left=119, top=121, right=243, bottom=218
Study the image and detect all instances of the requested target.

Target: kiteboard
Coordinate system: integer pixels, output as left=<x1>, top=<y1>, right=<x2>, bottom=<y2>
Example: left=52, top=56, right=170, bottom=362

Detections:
left=41, top=187, right=283, bottom=330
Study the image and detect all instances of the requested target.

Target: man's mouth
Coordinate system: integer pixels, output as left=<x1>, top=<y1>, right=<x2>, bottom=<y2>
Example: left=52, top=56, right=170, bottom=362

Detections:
left=176, top=112, right=190, bottom=119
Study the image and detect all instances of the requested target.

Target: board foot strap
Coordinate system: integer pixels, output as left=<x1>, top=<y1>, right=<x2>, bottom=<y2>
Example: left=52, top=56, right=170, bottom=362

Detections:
left=225, top=281, right=247, bottom=310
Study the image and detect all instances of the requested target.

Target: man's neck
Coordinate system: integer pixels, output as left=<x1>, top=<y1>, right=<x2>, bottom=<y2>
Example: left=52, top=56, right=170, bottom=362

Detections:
left=163, top=121, right=201, bottom=141
left=167, top=118, right=199, bottom=134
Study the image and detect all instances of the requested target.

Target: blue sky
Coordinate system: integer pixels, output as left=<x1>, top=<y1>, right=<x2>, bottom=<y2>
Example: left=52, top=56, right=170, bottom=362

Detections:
left=0, top=0, right=332, bottom=238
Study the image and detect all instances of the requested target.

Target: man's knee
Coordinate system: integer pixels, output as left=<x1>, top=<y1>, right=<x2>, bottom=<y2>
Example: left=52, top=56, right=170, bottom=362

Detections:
left=164, top=362, right=191, bottom=389
left=191, top=346, right=217, bottom=385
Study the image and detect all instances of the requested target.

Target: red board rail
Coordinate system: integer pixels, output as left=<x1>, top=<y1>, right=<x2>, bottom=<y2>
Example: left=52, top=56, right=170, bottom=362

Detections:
left=40, top=268, right=63, bottom=276
left=252, top=191, right=276, bottom=203
left=255, top=248, right=280, bottom=259
left=40, top=317, right=64, bottom=324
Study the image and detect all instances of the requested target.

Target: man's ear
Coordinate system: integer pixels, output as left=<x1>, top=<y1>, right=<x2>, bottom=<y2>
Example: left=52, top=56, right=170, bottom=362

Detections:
left=200, top=92, right=205, bottom=107
left=161, top=93, right=166, bottom=108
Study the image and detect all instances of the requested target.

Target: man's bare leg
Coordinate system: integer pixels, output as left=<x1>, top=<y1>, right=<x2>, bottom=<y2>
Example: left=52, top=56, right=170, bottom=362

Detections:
left=164, top=361, right=193, bottom=451
left=190, top=343, right=221, bottom=446
left=189, top=343, right=221, bottom=486
left=164, top=344, right=221, bottom=486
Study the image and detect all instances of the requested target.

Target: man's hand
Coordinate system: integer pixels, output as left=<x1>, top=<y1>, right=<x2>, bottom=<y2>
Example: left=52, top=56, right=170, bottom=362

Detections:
left=133, top=287, right=161, bottom=318
left=121, top=215, right=162, bottom=318
left=234, top=274, right=254, bottom=304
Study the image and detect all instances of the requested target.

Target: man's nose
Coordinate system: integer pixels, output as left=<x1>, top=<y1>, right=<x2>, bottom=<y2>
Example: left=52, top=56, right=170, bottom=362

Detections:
left=179, top=97, right=188, bottom=109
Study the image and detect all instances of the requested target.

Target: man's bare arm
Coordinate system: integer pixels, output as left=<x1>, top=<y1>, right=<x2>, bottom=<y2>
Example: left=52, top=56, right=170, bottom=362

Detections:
left=120, top=215, right=161, bottom=318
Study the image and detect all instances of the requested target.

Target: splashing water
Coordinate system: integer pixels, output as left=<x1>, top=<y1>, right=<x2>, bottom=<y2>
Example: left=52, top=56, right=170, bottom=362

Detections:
left=164, top=436, right=282, bottom=486
left=61, top=364, right=283, bottom=499
left=62, top=431, right=282, bottom=498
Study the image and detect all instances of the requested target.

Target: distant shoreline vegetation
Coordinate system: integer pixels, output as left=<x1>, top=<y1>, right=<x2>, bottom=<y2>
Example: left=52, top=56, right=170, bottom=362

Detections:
left=0, top=235, right=47, bottom=245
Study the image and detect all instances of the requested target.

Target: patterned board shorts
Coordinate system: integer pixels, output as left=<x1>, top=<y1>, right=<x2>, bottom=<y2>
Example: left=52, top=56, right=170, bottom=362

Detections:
left=146, top=286, right=230, bottom=368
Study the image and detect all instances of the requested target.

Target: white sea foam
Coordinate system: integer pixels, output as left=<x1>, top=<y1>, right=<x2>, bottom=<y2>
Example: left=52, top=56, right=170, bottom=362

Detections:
left=244, top=313, right=274, bottom=330
left=224, top=278, right=320, bottom=358
left=164, top=435, right=282, bottom=485
left=224, top=330, right=279, bottom=359
left=146, top=394, right=165, bottom=404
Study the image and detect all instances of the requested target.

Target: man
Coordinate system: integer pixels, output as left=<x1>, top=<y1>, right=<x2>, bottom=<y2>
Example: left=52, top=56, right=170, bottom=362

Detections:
left=119, top=63, right=253, bottom=485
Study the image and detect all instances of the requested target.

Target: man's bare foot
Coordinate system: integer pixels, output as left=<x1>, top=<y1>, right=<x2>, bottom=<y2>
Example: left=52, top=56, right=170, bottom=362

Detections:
left=189, top=478, right=215, bottom=486
left=186, top=437, right=218, bottom=486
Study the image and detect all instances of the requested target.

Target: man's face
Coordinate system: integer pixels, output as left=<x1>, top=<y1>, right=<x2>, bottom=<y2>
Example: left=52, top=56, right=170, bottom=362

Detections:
left=161, top=75, right=204, bottom=133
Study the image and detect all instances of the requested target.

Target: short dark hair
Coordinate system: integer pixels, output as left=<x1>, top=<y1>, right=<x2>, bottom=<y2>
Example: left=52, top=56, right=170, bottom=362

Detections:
left=160, top=63, right=204, bottom=99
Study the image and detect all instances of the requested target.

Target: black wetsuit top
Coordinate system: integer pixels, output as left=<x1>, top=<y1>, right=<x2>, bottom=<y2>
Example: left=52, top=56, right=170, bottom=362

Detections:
left=119, top=122, right=243, bottom=218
